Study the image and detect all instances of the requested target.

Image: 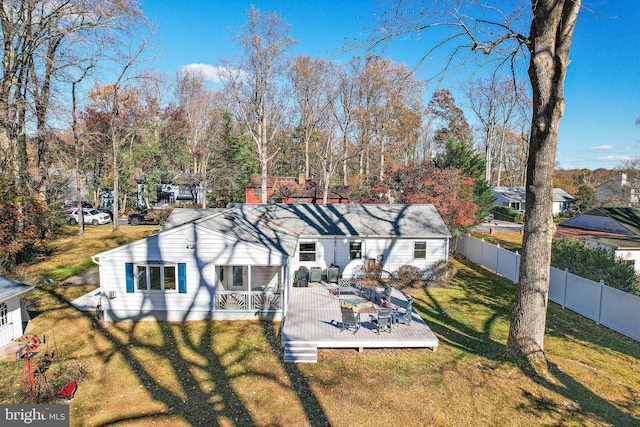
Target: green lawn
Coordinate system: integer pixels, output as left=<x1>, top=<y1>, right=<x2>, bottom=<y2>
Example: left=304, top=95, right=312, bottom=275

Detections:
left=1, top=227, right=638, bottom=426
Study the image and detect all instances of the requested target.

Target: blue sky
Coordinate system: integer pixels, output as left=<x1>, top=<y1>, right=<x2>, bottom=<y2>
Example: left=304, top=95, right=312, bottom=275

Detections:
left=141, top=1, right=640, bottom=171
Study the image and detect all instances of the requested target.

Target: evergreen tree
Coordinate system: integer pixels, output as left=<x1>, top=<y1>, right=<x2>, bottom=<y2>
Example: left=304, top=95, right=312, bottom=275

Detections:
left=573, top=184, right=596, bottom=214
left=433, top=137, right=496, bottom=220
left=433, top=138, right=485, bottom=178
left=224, top=112, right=257, bottom=204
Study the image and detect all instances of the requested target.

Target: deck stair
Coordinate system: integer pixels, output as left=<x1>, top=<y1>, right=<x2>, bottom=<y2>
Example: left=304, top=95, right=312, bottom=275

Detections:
left=283, top=341, right=318, bottom=363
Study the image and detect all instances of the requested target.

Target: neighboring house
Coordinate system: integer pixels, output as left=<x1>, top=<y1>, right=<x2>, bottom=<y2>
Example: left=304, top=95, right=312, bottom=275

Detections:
left=0, top=277, right=33, bottom=348
left=92, top=204, right=451, bottom=322
left=595, top=173, right=640, bottom=206
left=246, top=175, right=350, bottom=204
left=492, top=186, right=575, bottom=215
left=557, top=207, right=640, bottom=272
left=136, top=172, right=204, bottom=207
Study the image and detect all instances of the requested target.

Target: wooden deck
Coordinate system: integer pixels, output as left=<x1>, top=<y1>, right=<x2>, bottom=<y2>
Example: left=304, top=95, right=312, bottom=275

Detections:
left=281, top=287, right=438, bottom=362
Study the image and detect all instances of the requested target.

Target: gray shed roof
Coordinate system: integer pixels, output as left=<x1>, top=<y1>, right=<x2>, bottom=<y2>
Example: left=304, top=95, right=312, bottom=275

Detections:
left=226, top=203, right=452, bottom=238
left=0, top=276, right=33, bottom=302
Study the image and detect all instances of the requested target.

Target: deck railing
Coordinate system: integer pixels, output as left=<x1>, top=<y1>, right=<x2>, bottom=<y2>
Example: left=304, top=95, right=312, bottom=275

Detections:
left=215, top=290, right=282, bottom=311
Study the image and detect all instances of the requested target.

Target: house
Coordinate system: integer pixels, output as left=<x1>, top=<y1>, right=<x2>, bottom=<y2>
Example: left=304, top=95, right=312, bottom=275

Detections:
left=0, top=277, right=33, bottom=348
left=136, top=172, right=204, bottom=207
left=595, top=173, right=640, bottom=206
left=91, top=204, right=451, bottom=322
left=246, top=175, right=350, bottom=204
left=557, top=207, right=640, bottom=272
left=492, top=186, right=575, bottom=215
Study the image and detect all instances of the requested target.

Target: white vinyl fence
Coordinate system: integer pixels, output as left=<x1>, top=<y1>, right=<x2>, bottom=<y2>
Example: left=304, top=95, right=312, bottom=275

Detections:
left=455, top=234, right=640, bottom=342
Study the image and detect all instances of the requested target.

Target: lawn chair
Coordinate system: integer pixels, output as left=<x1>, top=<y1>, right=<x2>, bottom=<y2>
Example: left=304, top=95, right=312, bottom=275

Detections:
left=340, top=306, right=361, bottom=333
left=370, top=307, right=393, bottom=334
left=395, top=296, right=414, bottom=326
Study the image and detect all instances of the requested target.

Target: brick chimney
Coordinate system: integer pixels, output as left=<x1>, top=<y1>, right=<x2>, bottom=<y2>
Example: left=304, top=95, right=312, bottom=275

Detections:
left=298, top=173, right=305, bottom=185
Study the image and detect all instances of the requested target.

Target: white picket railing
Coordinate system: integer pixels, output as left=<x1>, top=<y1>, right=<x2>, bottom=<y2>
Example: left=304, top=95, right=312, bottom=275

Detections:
left=455, top=234, right=640, bottom=342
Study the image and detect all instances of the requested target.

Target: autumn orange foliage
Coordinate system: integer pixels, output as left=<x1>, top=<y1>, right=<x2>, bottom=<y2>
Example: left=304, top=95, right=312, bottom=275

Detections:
left=0, top=179, right=51, bottom=268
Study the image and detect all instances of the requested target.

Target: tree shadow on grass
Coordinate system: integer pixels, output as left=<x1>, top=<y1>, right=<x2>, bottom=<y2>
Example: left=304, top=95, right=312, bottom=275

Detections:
left=27, top=285, right=332, bottom=426
left=28, top=288, right=249, bottom=426
left=416, top=259, right=639, bottom=426
left=261, top=321, right=332, bottom=427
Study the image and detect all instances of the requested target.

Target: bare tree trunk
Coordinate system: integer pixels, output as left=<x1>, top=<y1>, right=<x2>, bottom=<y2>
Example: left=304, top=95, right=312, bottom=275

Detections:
left=112, top=128, right=120, bottom=232
left=379, top=137, right=385, bottom=182
left=506, top=0, right=580, bottom=365
left=342, top=138, right=348, bottom=186
left=71, top=75, right=88, bottom=239
left=305, top=133, right=310, bottom=180
left=484, top=124, right=494, bottom=183
left=496, top=126, right=507, bottom=186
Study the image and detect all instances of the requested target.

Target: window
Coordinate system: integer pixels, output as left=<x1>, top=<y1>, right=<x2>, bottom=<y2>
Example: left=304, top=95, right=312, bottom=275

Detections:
left=253, top=188, right=259, bottom=196
left=414, top=242, right=426, bottom=259
left=136, top=263, right=177, bottom=291
left=0, top=302, right=7, bottom=326
left=299, top=242, right=316, bottom=261
left=349, top=242, right=362, bottom=259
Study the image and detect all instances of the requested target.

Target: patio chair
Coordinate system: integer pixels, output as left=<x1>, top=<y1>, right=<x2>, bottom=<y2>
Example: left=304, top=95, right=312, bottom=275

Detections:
left=370, top=307, right=393, bottom=334
left=395, top=296, right=414, bottom=325
left=340, top=306, right=361, bottom=333
left=384, top=283, right=393, bottom=299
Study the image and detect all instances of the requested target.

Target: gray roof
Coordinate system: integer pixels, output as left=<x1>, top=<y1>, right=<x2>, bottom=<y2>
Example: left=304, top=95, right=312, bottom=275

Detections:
left=162, top=208, right=226, bottom=231
left=195, top=208, right=300, bottom=256
left=560, top=207, right=640, bottom=236
left=492, top=186, right=575, bottom=203
left=96, top=204, right=451, bottom=260
left=0, top=276, right=33, bottom=302
left=226, top=203, right=451, bottom=238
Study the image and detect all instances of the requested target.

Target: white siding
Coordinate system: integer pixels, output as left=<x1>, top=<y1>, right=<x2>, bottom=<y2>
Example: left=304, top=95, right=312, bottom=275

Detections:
left=294, top=237, right=448, bottom=278
left=97, top=226, right=287, bottom=321
left=0, top=297, right=25, bottom=346
left=615, top=249, right=640, bottom=273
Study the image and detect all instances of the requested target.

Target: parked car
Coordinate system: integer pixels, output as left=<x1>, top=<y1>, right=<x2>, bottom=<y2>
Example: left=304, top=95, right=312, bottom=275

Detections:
left=64, top=200, right=93, bottom=210
left=128, top=208, right=161, bottom=226
left=67, top=208, right=111, bottom=226
left=98, top=208, right=114, bottom=220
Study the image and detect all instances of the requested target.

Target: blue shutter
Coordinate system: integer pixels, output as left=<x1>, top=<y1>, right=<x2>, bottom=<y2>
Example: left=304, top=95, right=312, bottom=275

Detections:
left=125, top=263, right=134, bottom=293
left=178, top=263, right=187, bottom=294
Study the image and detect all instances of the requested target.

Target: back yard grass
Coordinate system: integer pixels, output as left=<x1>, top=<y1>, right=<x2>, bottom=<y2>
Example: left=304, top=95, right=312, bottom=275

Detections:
left=0, top=227, right=638, bottom=426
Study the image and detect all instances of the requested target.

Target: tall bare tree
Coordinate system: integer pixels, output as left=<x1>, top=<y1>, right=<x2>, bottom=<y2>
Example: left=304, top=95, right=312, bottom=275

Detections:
left=370, top=0, right=581, bottom=366
left=289, top=56, right=332, bottom=181
left=175, top=70, right=223, bottom=208
left=464, top=73, right=525, bottom=184
left=89, top=29, right=155, bottom=232
left=219, top=6, right=297, bottom=203
left=0, top=0, right=144, bottom=195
